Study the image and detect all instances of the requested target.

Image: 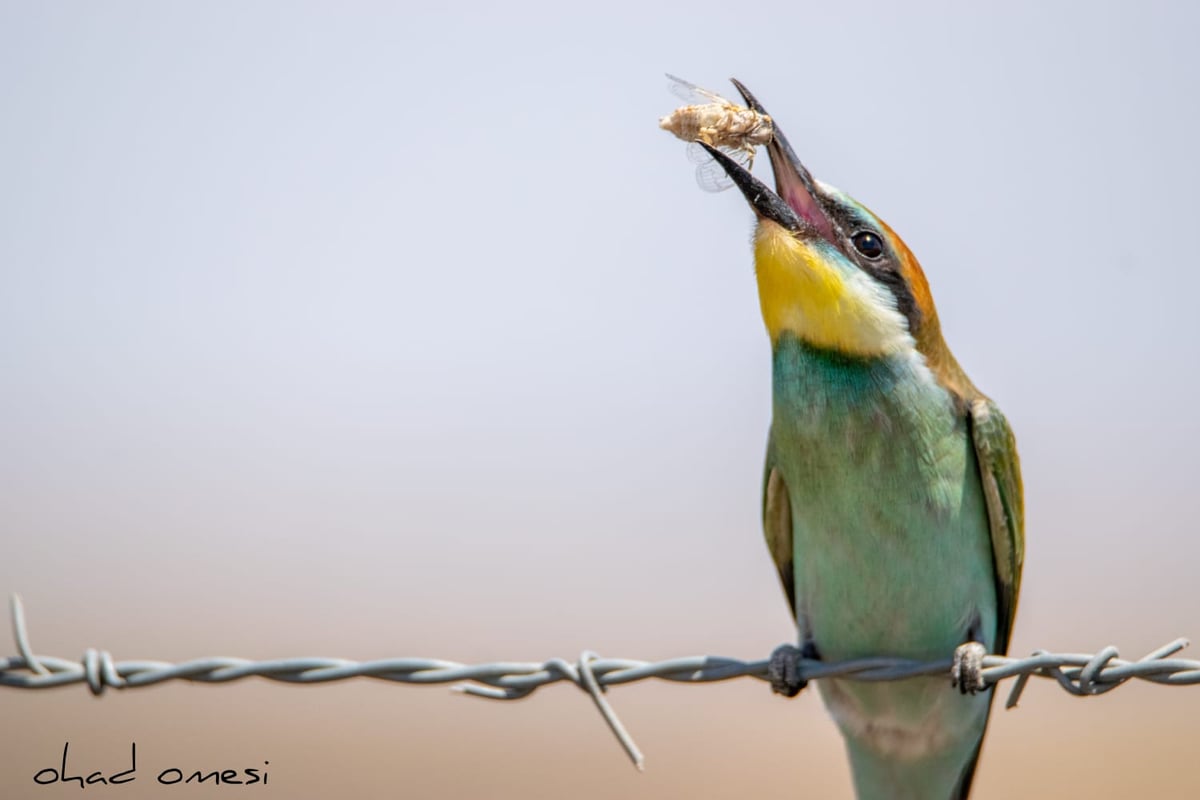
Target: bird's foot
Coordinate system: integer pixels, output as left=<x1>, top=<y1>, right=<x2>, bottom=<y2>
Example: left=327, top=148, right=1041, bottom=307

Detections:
left=768, top=641, right=817, bottom=698
left=951, top=641, right=988, bottom=695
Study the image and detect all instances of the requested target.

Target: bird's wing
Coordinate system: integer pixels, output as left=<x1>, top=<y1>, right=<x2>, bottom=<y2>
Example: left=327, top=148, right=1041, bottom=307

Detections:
left=762, top=430, right=796, bottom=619
left=968, top=397, right=1025, bottom=654
left=952, top=398, right=1024, bottom=800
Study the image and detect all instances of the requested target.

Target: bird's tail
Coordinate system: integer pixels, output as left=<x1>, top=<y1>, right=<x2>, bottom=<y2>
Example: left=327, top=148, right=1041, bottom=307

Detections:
left=841, top=693, right=994, bottom=800
left=948, top=698, right=993, bottom=800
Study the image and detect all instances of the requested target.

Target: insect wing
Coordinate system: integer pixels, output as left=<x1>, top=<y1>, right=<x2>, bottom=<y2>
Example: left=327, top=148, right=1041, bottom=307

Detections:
left=685, top=140, right=715, bottom=165
left=665, top=73, right=731, bottom=106
left=690, top=142, right=753, bottom=193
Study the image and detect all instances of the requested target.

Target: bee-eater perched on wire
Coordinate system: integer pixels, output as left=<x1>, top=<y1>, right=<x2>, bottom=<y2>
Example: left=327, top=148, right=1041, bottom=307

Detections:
left=694, top=81, right=1024, bottom=799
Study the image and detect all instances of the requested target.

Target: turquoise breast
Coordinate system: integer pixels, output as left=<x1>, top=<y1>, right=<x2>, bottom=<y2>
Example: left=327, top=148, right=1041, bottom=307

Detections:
left=770, top=334, right=997, bottom=662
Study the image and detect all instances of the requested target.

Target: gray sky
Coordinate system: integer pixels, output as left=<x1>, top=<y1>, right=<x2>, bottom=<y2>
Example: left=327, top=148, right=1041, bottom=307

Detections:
left=2, top=3, right=1198, bottom=797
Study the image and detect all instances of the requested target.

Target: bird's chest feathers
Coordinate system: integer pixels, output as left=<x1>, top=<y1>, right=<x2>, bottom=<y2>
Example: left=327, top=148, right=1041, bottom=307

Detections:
left=770, top=338, right=994, bottom=663
left=771, top=339, right=968, bottom=515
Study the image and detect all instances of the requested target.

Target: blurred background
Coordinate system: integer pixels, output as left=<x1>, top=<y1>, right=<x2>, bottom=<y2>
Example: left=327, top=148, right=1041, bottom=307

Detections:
left=2, top=2, right=1197, bottom=797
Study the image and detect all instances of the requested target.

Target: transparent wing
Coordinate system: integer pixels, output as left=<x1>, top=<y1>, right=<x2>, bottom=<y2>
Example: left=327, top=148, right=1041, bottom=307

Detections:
left=665, top=73, right=731, bottom=106
left=685, top=140, right=714, bottom=164
left=694, top=158, right=735, bottom=193
left=689, top=141, right=754, bottom=193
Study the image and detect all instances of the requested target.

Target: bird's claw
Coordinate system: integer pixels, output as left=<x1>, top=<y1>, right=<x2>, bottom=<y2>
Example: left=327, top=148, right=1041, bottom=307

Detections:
left=951, top=641, right=988, bottom=695
left=768, top=643, right=807, bottom=697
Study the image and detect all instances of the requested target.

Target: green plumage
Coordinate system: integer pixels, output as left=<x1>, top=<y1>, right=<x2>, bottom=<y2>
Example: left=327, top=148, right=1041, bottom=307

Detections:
left=672, top=74, right=1027, bottom=798
left=762, top=334, right=1022, bottom=799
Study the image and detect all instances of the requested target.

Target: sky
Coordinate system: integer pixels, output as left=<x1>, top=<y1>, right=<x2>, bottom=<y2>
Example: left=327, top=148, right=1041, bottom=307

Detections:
left=2, top=2, right=1198, bottom=797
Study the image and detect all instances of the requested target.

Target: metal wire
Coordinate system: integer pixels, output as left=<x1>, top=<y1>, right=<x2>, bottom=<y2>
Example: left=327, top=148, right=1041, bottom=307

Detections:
left=4, top=596, right=1197, bottom=769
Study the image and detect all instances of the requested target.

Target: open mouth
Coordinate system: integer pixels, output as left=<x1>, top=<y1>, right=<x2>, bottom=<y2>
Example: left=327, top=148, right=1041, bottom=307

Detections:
left=706, top=79, right=839, bottom=246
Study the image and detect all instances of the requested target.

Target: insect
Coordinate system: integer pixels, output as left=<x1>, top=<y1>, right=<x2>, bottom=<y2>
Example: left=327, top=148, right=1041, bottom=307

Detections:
left=658, top=73, right=774, bottom=192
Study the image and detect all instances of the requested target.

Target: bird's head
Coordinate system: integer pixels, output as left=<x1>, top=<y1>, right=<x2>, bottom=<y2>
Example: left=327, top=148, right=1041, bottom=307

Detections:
left=708, top=80, right=946, bottom=363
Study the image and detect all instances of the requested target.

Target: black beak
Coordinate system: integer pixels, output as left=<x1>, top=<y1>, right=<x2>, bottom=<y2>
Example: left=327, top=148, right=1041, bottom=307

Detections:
left=715, top=79, right=838, bottom=243
left=699, top=143, right=803, bottom=232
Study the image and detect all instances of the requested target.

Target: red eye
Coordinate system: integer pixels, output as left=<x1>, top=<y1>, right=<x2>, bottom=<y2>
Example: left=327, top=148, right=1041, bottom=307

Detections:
left=852, top=231, right=884, bottom=259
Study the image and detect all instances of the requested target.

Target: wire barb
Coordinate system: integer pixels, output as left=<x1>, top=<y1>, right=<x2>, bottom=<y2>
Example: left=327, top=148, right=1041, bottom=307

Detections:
left=3, top=595, right=1197, bottom=770
left=9, top=594, right=47, bottom=677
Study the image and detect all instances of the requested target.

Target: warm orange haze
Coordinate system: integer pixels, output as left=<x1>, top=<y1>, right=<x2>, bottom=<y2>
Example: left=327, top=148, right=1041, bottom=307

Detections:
left=2, top=3, right=1198, bottom=798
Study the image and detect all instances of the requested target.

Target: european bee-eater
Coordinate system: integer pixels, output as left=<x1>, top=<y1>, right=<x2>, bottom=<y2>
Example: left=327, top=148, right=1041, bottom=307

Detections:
left=698, top=81, right=1024, bottom=799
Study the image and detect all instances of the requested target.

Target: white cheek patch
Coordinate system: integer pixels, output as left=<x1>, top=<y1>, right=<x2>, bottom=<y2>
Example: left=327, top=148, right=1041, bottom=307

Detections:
left=836, top=263, right=914, bottom=354
left=779, top=234, right=914, bottom=357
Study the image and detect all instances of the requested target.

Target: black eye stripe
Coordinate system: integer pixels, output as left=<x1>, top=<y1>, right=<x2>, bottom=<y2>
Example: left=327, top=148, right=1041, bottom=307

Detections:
left=843, top=226, right=921, bottom=333
left=818, top=198, right=922, bottom=333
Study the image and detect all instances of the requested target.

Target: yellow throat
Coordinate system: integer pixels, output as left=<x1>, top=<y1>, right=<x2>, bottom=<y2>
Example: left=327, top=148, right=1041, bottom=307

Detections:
left=753, top=222, right=912, bottom=357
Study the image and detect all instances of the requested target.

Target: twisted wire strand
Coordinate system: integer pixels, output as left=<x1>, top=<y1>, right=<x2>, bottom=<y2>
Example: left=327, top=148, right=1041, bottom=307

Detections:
left=4, top=596, right=1197, bottom=769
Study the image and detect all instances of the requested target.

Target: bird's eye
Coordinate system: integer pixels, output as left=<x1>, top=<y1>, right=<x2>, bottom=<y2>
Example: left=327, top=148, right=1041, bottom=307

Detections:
left=851, top=231, right=884, bottom=259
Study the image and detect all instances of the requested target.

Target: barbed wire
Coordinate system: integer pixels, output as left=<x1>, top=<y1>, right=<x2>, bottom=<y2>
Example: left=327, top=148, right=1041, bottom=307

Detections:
left=3, top=596, right=1197, bottom=769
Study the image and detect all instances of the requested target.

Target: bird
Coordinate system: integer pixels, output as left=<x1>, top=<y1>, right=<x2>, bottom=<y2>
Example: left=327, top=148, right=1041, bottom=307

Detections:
left=694, top=80, right=1024, bottom=799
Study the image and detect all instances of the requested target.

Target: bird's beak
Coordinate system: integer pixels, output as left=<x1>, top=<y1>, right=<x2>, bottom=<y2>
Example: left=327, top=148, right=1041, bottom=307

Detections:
left=700, top=143, right=805, bottom=232
left=707, top=79, right=838, bottom=244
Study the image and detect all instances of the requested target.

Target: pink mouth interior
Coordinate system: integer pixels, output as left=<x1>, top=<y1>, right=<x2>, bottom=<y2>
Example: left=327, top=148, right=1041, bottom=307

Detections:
left=779, top=172, right=836, bottom=242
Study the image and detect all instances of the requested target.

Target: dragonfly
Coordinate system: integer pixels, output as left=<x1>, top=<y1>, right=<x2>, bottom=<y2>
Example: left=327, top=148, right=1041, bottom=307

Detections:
left=658, top=73, right=774, bottom=192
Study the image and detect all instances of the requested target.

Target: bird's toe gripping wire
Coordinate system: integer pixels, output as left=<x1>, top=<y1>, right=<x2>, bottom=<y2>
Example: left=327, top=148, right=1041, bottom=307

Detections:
left=767, top=644, right=807, bottom=697
left=951, top=641, right=988, bottom=695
